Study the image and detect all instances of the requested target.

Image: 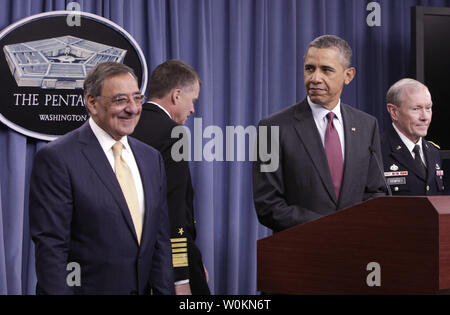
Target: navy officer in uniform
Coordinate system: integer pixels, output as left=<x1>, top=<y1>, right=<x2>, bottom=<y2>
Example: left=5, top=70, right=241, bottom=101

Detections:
left=381, top=78, right=444, bottom=195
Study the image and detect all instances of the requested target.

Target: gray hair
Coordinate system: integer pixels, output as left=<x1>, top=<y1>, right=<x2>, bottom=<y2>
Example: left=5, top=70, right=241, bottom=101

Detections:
left=305, top=35, right=353, bottom=68
left=83, top=62, right=137, bottom=97
left=386, top=78, right=428, bottom=106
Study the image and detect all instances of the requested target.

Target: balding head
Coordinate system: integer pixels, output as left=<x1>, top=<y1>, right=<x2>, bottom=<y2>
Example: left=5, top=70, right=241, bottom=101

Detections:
left=386, top=78, right=429, bottom=107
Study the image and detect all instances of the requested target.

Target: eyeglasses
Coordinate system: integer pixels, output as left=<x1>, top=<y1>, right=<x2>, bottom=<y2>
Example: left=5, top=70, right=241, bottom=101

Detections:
left=97, top=94, right=147, bottom=107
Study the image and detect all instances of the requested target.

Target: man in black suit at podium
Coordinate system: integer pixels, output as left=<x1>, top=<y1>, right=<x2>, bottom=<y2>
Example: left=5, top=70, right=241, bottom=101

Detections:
left=253, top=35, right=386, bottom=233
left=132, top=60, right=210, bottom=295
left=381, top=78, right=445, bottom=195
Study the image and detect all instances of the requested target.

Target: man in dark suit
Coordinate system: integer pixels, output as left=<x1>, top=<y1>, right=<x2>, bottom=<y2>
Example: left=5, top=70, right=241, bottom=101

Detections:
left=132, top=60, right=210, bottom=295
left=29, top=62, right=174, bottom=295
left=253, top=35, right=386, bottom=233
left=381, top=78, right=444, bottom=195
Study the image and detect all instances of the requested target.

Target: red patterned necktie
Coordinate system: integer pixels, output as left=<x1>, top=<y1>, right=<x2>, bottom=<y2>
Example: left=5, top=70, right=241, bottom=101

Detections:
left=325, top=112, right=344, bottom=199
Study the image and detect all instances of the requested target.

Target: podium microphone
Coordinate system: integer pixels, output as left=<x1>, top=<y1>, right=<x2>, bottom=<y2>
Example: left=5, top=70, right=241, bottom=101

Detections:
left=369, top=146, right=392, bottom=196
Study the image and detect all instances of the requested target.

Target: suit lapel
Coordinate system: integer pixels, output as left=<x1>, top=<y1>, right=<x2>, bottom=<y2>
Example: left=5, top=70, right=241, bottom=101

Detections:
left=422, top=139, right=433, bottom=183
left=77, top=122, right=140, bottom=244
left=293, top=100, right=336, bottom=203
left=128, top=138, right=155, bottom=250
left=338, top=104, right=358, bottom=205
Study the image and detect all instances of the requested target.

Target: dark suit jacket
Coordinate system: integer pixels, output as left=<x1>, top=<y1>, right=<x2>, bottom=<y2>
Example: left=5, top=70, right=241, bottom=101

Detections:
left=381, top=124, right=445, bottom=195
left=132, top=103, right=210, bottom=295
left=29, top=122, right=174, bottom=295
left=253, top=99, right=386, bottom=232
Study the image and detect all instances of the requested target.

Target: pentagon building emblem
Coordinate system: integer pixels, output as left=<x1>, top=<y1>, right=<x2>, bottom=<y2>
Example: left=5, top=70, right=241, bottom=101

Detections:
left=0, top=11, right=147, bottom=141
left=4, top=35, right=127, bottom=90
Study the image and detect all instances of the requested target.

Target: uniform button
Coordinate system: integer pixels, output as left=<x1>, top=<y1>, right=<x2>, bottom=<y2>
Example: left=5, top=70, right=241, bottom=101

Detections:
left=394, top=187, right=399, bottom=192
left=426, top=185, right=430, bottom=191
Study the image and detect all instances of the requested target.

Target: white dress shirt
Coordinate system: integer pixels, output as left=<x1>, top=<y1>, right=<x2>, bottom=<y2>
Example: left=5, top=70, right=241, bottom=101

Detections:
left=308, top=97, right=345, bottom=160
left=392, top=123, right=426, bottom=166
left=89, top=117, right=145, bottom=221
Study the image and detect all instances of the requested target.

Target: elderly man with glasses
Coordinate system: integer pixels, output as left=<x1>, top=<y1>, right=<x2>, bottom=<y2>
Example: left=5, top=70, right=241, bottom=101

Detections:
left=29, top=62, right=174, bottom=295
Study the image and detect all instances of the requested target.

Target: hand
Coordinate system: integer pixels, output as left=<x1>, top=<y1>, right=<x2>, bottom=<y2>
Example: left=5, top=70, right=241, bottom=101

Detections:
left=175, top=282, right=192, bottom=295
left=203, top=264, right=209, bottom=283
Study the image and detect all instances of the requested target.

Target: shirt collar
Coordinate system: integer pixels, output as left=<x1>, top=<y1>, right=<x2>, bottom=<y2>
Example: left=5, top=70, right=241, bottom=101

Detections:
left=392, top=122, right=422, bottom=154
left=89, top=117, right=130, bottom=152
left=307, top=96, right=342, bottom=123
left=148, top=101, right=172, bottom=120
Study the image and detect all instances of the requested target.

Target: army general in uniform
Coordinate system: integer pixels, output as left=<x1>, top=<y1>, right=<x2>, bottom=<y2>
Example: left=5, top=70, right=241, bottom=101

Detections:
left=381, top=78, right=445, bottom=195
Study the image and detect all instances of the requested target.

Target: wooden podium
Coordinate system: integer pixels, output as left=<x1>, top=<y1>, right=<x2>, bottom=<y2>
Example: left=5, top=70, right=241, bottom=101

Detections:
left=257, top=196, right=450, bottom=294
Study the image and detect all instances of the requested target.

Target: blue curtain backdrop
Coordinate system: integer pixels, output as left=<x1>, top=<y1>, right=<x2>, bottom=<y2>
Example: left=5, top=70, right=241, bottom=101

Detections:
left=0, top=0, right=449, bottom=295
